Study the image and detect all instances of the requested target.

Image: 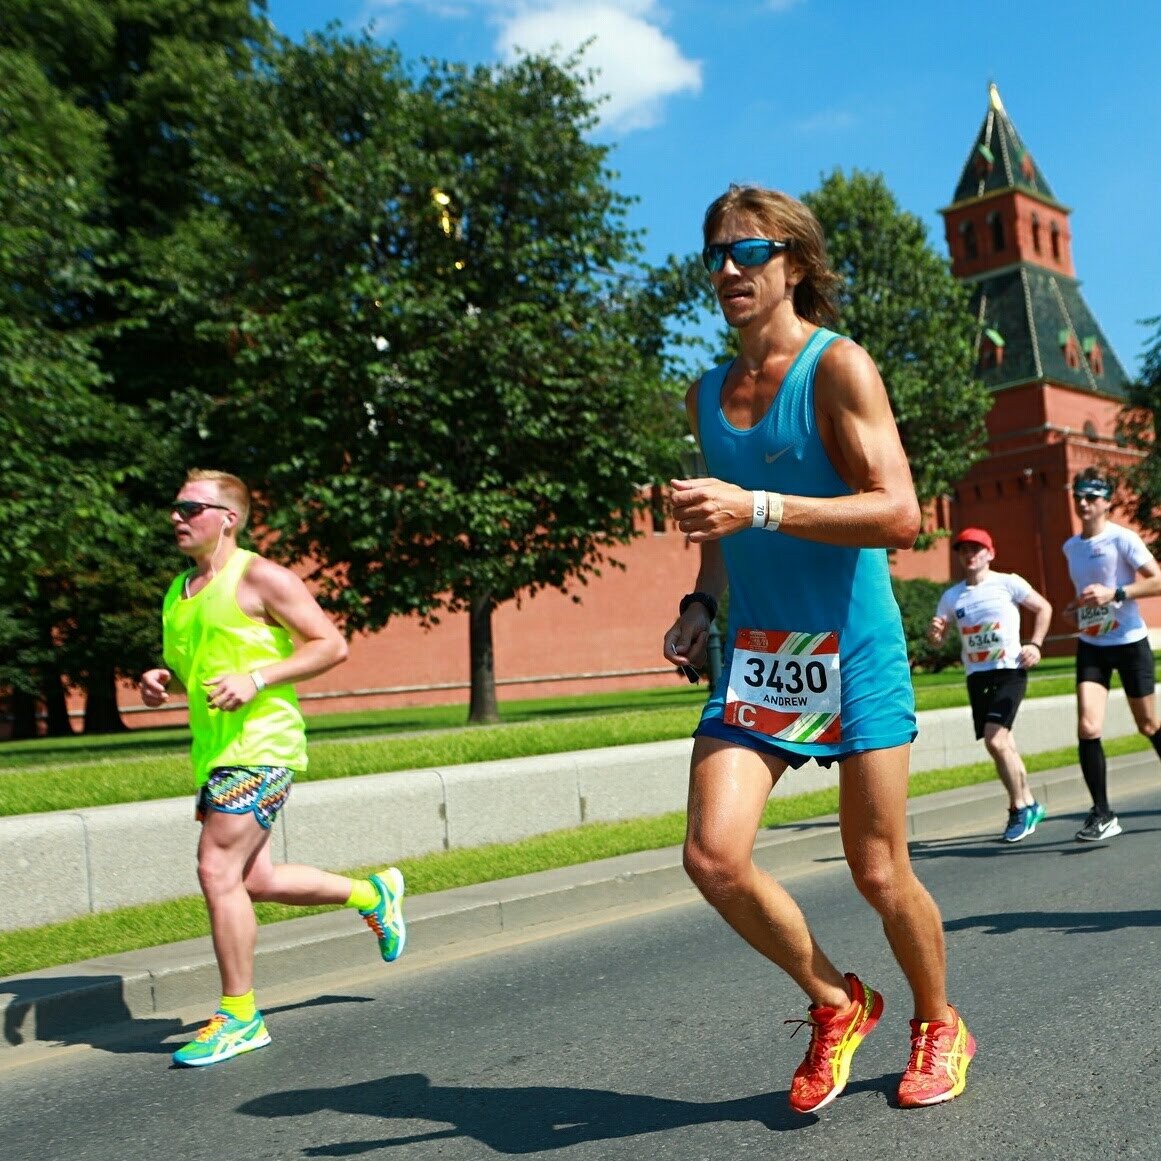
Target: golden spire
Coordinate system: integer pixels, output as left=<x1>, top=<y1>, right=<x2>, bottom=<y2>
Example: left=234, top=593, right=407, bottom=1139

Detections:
left=988, top=82, right=1006, bottom=116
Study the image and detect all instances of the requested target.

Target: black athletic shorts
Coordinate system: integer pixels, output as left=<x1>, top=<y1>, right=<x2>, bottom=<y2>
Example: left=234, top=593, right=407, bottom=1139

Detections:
left=966, top=668, right=1028, bottom=739
left=1075, top=637, right=1156, bottom=699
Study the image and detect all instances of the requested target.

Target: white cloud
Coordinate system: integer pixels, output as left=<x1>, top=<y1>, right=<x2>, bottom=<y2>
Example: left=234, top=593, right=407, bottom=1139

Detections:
left=358, top=0, right=486, bottom=18
left=495, top=3, right=701, bottom=132
left=792, top=109, right=857, bottom=134
left=359, top=1, right=701, bottom=133
left=354, top=0, right=485, bottom=33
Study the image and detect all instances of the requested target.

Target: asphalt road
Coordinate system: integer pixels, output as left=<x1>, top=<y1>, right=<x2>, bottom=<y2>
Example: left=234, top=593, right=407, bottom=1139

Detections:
left=3, top=785, right=1160, bottom=1161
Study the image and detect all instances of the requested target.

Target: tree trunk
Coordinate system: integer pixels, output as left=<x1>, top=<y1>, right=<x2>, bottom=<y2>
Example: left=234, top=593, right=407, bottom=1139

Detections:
left=83, top=666, right=128, bottom=734
left=42, top=667, right=75, bottom=737
left=467, top=591, right=500, bottom=724
left=9, top=689, right=40, bottom=740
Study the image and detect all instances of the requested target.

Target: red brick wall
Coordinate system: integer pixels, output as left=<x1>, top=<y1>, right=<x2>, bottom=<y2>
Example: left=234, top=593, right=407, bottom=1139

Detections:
left=72, top=418, right=1161, bottom=731
left=123, top=514, right=703, bottom=727
left=946, top=383, right=1159, bottom=654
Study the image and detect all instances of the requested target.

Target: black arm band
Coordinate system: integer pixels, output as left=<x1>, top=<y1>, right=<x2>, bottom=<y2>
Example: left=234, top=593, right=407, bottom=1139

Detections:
left=679, top=591, right=718, bottom=622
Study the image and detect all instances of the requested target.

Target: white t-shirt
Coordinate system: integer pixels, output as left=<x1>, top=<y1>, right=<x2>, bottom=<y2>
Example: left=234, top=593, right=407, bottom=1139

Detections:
left=1062, top=522, right=1152, bottom=646
left=936, top=572, right=1032, bottom=674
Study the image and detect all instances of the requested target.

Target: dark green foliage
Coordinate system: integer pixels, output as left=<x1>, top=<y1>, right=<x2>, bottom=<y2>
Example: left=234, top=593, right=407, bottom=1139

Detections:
left=892, top=577, right=961, bottom=672
left=1117, top=317, right=1161, bottom=552
left=803, top=171, right=992, bottom=535
left=0, top=2, right=265, bottom=733
left=147, top=36, right=700, bottom=719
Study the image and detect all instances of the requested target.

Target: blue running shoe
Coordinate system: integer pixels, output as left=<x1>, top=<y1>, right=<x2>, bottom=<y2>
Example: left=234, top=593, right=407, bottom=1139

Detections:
left=1030, top=801, right=1047, bottom=826
left=360, top=867, right=406, bottom=961
left=1002, top=806, right=1036, bottom=843
left=172, top=1011, right=270, bottom=1067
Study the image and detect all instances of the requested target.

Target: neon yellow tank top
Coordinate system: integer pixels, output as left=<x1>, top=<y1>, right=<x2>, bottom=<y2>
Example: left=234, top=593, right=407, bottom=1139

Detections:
left=162, top=548, right=308, bottom=786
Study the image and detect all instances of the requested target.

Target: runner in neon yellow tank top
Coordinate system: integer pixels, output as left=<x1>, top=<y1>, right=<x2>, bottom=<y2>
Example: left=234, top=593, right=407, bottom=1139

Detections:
left=139, top=469, right=407, bottom=1068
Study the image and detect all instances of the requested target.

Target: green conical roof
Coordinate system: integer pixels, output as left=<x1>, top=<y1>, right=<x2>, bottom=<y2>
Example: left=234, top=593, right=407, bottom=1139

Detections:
left=952, top=84, right=1061, bottom=206
left=966, top=264, right=1131, bottom=398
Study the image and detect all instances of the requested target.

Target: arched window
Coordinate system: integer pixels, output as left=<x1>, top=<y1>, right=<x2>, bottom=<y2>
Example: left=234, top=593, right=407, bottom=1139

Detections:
left=1050, top=222, right=1061, bottom=261
left=1060, top=329, right=1081, bottom=369
left=980, top=328, right=1005, bottom=369
left=1083, top=338, right=1104, bottom=377
left=1031, top=214, right=1042, bottom=254
left=960, top=220, right=978, bottom=260
left=988, top=212, right=1005, bottom=252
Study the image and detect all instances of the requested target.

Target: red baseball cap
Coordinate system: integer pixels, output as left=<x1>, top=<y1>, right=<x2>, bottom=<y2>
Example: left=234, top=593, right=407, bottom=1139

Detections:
left=952, top=527, right=994, bottom=553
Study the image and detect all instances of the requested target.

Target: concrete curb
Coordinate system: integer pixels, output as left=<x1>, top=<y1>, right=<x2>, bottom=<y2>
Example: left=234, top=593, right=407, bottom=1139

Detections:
left=0, top=690, right=1140, bottom=933
left=2, top=749, right=1156, bottom=1058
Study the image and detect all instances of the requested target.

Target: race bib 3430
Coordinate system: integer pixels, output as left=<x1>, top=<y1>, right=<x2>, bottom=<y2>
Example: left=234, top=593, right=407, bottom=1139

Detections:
left=723, top=629, right=842, bottom=744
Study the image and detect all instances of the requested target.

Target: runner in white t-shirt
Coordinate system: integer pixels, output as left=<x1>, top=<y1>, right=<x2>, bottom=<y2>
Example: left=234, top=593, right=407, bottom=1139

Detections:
left=930, top=527, right=1052, bottom=842
left=1063, top=469, right=1161, bottom=842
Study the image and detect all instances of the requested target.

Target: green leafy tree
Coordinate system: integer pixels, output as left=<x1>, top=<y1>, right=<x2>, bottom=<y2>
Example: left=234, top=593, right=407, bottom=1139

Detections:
left=891, top=578, right=962, bottom=672
left=802, top=170, right=991, bottom=535
left=0, top=1, right=263, bottom=734
left=1117, top=317, right=1161, bottom=548
left=152, top=36, right=698, bottom=721
left=0, top=44, right=109, bottom=734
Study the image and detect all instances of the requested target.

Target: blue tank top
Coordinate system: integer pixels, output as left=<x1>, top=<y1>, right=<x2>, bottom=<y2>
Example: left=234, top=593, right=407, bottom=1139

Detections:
left=697, top=328, right=916, bottom=758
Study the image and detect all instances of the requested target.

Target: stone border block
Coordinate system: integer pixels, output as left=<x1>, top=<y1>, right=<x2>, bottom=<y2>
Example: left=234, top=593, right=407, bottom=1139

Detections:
left=575, top=739, right=691, bottom=823
left=81, top=798, right=199, bottom=914
left=440, top=753, right=581, bottom=848
left=282, top=768, right=447, bottom=870
left=0, top=812, right=90, bottom=930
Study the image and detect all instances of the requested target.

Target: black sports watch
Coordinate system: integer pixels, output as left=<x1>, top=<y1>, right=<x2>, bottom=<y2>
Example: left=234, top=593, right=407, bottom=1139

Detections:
left=1114, top=585, right=1127, bottom=603
left=679, top=591, right=718, bottom=622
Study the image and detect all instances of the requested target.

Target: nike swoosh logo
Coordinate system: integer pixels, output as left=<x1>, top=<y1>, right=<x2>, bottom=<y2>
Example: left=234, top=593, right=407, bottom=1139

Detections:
left=765, top=447, right=790, bottom=464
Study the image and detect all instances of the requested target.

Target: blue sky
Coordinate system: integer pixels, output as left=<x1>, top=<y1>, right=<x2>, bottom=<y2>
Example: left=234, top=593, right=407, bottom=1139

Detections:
left=265, top=0, right=1161, bottom=374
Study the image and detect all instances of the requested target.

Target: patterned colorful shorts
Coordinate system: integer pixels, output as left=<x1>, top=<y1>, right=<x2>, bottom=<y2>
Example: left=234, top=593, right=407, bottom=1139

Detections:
left=196, top=765, right=294, bottom=830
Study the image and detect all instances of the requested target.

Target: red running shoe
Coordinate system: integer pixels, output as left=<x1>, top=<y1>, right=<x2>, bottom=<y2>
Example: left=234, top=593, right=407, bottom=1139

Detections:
left=788, top=973, right=884, bottom=1114
left=897, top=1005, right=976, bottom=1108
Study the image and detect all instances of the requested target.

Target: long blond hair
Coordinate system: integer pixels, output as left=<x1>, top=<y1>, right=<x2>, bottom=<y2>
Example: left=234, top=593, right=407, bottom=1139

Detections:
left=703, top=185, right=841, bottom=327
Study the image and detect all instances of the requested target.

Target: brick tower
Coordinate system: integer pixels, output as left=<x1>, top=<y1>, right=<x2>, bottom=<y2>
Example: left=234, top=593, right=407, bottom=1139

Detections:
left=939, top=83, right=1139, bottom=647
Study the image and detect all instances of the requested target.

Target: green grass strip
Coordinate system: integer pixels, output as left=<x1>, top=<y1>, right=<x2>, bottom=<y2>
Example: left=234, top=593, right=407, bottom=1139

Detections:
left=1, top=733, right=1148, bottom=979
left=0, top=709, right=703, bottom=816
left=0, top=655, right=1123, bottom=818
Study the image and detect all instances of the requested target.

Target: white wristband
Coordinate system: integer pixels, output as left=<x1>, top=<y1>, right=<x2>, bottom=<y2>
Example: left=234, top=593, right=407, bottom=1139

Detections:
left=250, top=670, right=267, bottom=693
left=764, top=491, right=784, bottom=531
left=751, top=490, right=768, bottom=528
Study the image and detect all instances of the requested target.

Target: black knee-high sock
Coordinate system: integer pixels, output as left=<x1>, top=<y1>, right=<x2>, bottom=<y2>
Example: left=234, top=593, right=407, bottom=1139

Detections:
left=1078, top=737, right=1109, bottom=814
left=1150, top=727, right=1161, bottom=761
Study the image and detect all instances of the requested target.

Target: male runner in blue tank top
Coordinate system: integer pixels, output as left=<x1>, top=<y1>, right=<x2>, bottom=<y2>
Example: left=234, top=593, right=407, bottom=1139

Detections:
left=662, top=185, right=974, bottom=1112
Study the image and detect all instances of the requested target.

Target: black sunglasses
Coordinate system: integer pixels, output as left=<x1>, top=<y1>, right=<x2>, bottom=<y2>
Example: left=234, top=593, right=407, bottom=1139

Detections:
left=702, top=237, right=792, bottom=274
left=171, top=500, right=232, bottom=519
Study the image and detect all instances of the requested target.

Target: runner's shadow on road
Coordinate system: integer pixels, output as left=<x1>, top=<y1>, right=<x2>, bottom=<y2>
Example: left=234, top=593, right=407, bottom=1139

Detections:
left=1, top=981, right=372, bottom=1058
left=1, top=974, right=182, bottom=1056
left=904, top=817, right=1161, bottom=863
left=944, top=908, right=1161, bottom=936
left=239, top=1071, right=838, bottom=1153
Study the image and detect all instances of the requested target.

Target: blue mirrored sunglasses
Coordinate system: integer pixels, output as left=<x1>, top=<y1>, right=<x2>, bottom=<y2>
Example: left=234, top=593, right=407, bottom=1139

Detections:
left=701, top=237, right=792, bottom=274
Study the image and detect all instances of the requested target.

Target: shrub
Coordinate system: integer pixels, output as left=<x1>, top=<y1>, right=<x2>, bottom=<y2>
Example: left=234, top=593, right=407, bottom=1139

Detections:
left=892, top=577, right=962, bottom=672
